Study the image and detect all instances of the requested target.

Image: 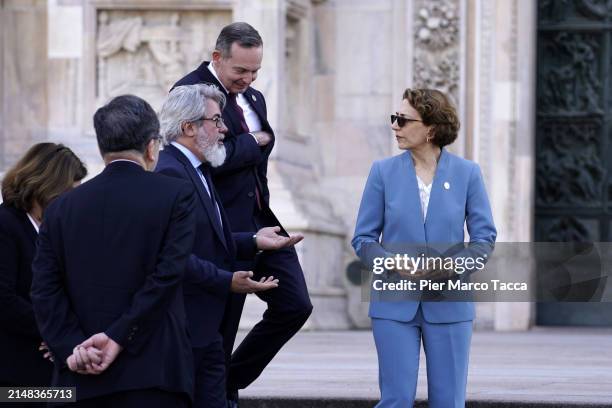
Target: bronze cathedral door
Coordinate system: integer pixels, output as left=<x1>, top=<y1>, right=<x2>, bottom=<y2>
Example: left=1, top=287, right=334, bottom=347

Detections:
left=536, top=0, right=612, bottom=326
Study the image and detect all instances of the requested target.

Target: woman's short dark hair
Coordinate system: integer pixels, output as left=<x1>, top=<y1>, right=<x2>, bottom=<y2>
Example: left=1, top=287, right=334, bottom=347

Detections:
left=1, top=143, right=87, bottom=212
left=403, top=88, right=460, bottom=147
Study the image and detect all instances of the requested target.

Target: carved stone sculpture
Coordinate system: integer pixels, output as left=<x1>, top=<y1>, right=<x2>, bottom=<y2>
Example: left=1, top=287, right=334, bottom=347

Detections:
left=413, top=0, right=460, bottom=105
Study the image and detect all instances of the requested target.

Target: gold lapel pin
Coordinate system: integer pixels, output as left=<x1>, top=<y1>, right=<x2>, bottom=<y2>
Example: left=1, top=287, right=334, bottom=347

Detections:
left=444, top=182, right=450, bottom=190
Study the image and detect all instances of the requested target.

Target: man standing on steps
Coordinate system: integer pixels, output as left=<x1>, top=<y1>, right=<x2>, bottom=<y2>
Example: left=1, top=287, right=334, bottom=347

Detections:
left=173, top=22, right=313, bottom=406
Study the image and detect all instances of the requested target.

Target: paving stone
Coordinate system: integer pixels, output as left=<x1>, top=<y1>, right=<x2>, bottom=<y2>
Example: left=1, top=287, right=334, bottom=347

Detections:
left=237, top=328, right=612, bottom=406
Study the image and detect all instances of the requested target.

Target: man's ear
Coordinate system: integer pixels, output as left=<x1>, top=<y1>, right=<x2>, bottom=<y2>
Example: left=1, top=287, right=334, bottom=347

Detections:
left=212, top=50, right=223, bottom=63
left=145, top=139, right=158, bottom=162
left=182, top=121, right=196, bottom=138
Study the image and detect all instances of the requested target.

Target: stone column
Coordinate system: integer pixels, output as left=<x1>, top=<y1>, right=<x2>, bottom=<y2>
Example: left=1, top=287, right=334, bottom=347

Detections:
left=47, top=0, right=92, bottom=170
left=492, top=0, right=536, bottom=331
left=464, top=0, right=537, bottom=331
left=0, top=0, right=48, bottom=173
left=310, top=0, right=405, bottom=328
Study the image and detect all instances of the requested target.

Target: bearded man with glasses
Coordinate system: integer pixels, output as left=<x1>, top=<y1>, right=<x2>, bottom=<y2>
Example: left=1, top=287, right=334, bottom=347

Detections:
left=172, top=22, right=313, bottom=408
left=155, top=83, right=303, bottom=408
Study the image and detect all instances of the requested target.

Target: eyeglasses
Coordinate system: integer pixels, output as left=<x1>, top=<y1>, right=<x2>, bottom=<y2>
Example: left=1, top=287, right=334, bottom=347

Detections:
left=391, top=114, right=422, bottom=127
left=198, top=115, right=226, bottom=129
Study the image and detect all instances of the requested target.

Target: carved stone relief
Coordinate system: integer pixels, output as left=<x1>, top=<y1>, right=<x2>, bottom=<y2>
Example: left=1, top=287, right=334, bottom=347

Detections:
left=535, top=0, right=612, bottom=326
left=475, top=0, right=494, bottom=176
left=412, top=0, right=460, bottom=104
left=538, top=32, right=602, bottom=115
left=536, top=120, right=605, bottom=206
left=504, top=0, right=519, bottom=237
left=95, top=10, right=231, bottom=110
left=536, top=0, right=610, bottom=235
left=541, top=216, right=596, bottom=242
left=413, top=53, right=459, bottom=99
left=415, top=1, right=458, bottom=50
left=538, top=0, right=610, bottom=22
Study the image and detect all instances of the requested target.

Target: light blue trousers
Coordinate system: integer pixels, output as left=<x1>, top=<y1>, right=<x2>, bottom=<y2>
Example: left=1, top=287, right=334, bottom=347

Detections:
left=372, top=307, right=473, bottom=408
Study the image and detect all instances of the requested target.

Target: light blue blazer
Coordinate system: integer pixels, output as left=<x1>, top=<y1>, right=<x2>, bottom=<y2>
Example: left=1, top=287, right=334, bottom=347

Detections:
left=352, top=149, right=497, bottom=323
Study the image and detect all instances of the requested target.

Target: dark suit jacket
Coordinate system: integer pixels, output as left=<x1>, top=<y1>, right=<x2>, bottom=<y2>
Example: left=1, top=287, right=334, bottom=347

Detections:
left=30, top=161, right=196, bottom=402
left=0, top=203, right=53, bottom=385
left=155, top=144, right=256, bottom=347
left=173, top=61, right=280, bottom=232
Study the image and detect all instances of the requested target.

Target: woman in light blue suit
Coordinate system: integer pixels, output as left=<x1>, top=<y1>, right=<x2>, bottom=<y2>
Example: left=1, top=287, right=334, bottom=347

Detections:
left=352, top=88, right=496, bottom=407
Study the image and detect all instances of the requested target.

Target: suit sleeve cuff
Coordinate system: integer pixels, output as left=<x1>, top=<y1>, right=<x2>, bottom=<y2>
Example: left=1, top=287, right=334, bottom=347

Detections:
left=52, top=334, right=87, bottom=369
left=233, top=232, right=258, bottom=260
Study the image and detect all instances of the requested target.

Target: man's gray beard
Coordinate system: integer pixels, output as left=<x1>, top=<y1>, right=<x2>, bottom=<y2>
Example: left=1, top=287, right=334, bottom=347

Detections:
left=203, top=143, right=226, bottom=167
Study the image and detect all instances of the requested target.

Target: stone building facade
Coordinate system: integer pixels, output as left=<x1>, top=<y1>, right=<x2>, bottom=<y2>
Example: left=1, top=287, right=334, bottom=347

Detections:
left=3, top=0, right=606, bottom=330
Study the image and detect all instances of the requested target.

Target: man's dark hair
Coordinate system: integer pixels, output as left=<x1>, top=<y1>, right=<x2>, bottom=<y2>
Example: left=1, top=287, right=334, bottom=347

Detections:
left=93, top=94, right=160, bottom=155
left=215, top=22, right=263, bottom=58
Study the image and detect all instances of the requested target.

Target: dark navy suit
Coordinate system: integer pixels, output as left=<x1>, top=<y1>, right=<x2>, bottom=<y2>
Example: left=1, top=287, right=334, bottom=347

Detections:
left=0, top=203, right=53, bottom=396
left=30, top=161, right=196, bottom=407
left=156, top=143, right=257, bottom=408
left=173, top=62, right=312, bottom=393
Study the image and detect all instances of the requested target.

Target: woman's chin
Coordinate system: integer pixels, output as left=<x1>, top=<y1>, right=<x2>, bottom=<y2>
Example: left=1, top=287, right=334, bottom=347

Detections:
left=397, top=142, right=411, bottom=150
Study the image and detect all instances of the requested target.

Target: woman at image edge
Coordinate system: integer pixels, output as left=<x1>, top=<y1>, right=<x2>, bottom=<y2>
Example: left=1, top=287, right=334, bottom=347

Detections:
left=352, top=88, right=496, bottom=408
left=0, top=143, right=87, bottom=397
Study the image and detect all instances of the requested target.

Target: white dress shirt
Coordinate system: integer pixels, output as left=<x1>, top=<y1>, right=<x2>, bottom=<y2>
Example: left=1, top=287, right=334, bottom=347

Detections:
left=26, top=213, right=39, bottom=234
left=171, top=142, right=222, bottom=227
left=416, top=175, right=432, bottom=222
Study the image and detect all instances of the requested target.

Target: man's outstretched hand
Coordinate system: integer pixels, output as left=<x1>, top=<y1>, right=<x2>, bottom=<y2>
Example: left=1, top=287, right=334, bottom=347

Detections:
left=255, top=226, right=304, bottom=250
left=231, top=271, right=279, bottom=294
left=66, top=333, right=123, bottom=375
